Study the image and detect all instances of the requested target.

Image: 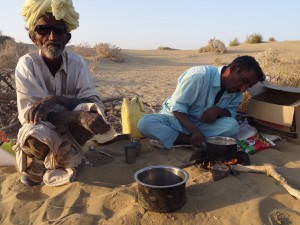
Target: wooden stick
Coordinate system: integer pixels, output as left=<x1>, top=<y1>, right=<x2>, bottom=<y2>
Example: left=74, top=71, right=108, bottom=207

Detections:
left=0, top=92, right=16, bottom=100
left=230, top=164, right=300, bottom=199
left=0, top=119, right=20, bottom=131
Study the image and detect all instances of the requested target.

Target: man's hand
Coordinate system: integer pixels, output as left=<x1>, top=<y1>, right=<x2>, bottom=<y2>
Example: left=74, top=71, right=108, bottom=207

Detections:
left=200, top=106, right=220, bottom=124
left=78, top=111, right=111, bottom=135
left=189, top=131, right=205, bottom=147
left=26, top=95, right=58, bottom=124
left=200, top=106, right=231, bottom=124
left=173, top=111, right=205, bottom=147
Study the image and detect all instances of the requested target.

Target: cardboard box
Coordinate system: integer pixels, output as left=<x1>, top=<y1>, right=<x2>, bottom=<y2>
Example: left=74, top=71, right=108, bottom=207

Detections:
left=247, top=82, right=300, bottom=144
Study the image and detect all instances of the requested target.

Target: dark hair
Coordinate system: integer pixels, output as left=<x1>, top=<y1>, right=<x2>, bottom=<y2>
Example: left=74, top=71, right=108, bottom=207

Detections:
left=229, top=55, right=265, bottom=81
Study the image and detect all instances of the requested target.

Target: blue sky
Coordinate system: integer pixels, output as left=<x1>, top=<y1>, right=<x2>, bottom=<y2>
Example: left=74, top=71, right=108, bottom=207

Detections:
left=0, top=0, right=299, bottom=50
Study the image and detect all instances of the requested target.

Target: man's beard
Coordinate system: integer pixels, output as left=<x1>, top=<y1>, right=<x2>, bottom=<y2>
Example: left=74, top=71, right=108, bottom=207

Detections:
left=41, top=43, right=64, bottom=59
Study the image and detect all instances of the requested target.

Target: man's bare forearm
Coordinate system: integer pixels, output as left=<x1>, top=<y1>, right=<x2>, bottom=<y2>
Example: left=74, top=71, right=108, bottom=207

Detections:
left=56, top=96, right=93, bottom=110
left=173, top=111, right=200, bottom=134
left=47, top=111, right=79, bottom=125
left=216, top=107, right=231, bottom=118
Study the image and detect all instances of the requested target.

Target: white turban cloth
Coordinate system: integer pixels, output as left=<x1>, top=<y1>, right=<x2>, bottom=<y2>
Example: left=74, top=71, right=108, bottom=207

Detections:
left=21, top=0, right=79, bottom=32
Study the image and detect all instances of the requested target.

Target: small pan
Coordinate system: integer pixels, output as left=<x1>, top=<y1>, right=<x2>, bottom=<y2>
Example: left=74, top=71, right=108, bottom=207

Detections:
left=204, top=136, right=238, bottom=161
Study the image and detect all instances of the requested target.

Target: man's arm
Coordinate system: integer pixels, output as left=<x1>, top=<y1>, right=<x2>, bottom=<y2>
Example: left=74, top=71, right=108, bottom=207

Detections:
left=25, top=95, right=109, bottom=135
left=200, top=106, right=231, bottom=124
left=47, top=110, right=110, bottom=135
left=173, top=111, right=205, bottom=146
left=25, top=95, right=92, bottom=124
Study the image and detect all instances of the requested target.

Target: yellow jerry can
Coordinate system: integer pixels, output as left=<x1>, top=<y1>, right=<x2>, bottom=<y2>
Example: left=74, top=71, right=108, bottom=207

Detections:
left=121, top=96, right=146, bottom=138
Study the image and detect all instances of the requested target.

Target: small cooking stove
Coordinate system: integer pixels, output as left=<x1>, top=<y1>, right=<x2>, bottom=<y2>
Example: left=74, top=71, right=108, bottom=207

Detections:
left=180, top=146, right=250, bottom=169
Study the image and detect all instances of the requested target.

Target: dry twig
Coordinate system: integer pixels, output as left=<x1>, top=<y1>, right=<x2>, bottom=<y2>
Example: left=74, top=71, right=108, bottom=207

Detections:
left=230, top=164, right=300, bottom=199
left=0, top=69, right=19, bottom=132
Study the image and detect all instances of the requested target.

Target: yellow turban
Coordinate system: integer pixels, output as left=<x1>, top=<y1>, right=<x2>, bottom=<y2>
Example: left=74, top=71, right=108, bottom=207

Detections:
left=21, top=0, right=79, bottom=32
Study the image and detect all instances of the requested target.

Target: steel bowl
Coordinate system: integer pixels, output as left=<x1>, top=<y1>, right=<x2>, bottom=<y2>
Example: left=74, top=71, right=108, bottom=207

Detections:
left=134, top=165, right=189, bottom=212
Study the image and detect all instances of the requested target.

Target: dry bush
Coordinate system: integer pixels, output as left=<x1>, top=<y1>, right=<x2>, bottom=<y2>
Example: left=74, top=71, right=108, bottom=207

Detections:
left=158, top=46, right=178, bottom=50
left=0, top=69, right=19, bottom=132
left=89, top=57, right=101, bottom=75
left=0, top=35, right=14, bottom=45
left=0, top=39, right=29, bottom=71
left=0, top=39, right=29, bottom=131
left=94, top=43, right=124, bottom=62
left=71, top=43, right=94, bottom=57
left=0, top=38, right=29, bottom=130
left=214, top=57, right=224, bottom=65
left=199, top=38, right=227, bottom=54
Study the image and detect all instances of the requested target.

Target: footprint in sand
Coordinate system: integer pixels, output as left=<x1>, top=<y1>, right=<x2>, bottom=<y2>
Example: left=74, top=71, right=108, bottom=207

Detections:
left=16, top=190, right=47, bottom=201
left=269, top=208, right=300, bottom=225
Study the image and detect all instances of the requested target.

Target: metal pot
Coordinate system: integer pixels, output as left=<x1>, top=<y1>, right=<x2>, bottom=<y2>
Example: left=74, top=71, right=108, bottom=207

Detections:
left=134, top=165, right=189, bottom=212
left=204, top=136, right=238, bottom=161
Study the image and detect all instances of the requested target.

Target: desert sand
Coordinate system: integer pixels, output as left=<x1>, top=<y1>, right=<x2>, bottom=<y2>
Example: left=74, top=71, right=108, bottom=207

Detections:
left=1, top=41, right=300, bottom=225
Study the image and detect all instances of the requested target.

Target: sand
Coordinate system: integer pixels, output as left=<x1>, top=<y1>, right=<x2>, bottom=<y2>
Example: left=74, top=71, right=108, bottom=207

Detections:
left=1, top=41, right=300, bottom=225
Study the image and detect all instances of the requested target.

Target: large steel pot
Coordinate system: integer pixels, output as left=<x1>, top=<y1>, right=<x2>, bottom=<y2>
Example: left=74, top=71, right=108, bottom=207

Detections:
left=134, top=165, right=189, bottom=212
left=204, top=136, right=238, bottom=161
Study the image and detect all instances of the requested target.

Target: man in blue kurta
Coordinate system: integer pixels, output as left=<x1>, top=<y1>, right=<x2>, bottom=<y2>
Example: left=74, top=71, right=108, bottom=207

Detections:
left=137, top=56, right=265, bottom=149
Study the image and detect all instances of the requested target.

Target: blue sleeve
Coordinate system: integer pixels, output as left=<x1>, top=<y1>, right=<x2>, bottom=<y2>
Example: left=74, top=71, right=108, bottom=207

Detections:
left=170, top=69, right=205, bottom=114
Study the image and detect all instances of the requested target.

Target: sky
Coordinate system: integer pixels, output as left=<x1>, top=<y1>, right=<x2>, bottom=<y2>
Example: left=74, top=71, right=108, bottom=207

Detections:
left=0, top=0, right=300, bottom=50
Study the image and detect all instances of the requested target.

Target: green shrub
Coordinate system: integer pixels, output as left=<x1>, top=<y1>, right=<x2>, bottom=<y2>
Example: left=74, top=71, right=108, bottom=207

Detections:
left=246, top=33, right=263, bottom=44
left=268, top=37, right=276, bottom=42
left=229, top=38, right=239, bottom=47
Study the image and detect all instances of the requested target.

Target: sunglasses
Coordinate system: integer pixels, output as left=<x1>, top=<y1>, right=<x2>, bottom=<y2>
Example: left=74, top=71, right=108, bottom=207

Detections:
left=34, top=24, right=67, bottom=36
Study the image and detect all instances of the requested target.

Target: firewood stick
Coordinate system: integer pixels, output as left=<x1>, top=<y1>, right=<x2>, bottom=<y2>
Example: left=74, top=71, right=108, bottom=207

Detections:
left=0, top=92, right=16, bottom=100
left=230, top=164, right=300, bottom=199
left=0, top=120, right=20, bottom=131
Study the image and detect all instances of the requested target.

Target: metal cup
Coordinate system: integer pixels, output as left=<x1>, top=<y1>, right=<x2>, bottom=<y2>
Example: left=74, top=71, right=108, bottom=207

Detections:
left=131, top=139, right=142, bottom=157
left=124, top=144, right=137, bottom=164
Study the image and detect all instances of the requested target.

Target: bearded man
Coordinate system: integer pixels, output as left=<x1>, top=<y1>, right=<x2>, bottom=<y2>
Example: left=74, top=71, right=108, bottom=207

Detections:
left=13, top=0, right=117, bottom=186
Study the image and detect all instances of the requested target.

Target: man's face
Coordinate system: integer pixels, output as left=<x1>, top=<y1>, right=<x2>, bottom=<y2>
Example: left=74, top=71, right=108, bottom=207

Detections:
left=224, top=67, right=259, bottom=93
left=31, top=14, right=70, bottom=60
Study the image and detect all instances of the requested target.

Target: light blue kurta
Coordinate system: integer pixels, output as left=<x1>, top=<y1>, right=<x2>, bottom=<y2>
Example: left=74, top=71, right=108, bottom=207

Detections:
left=138, top=65, right=242, bottom=149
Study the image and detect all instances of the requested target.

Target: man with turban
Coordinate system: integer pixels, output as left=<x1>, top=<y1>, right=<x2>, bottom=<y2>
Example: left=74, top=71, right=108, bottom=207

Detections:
left=14, top=0, right=117, bottom=186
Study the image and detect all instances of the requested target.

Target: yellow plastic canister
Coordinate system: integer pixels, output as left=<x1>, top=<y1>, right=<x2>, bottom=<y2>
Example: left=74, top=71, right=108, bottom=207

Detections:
left=121, top=96, right=146, bottom=138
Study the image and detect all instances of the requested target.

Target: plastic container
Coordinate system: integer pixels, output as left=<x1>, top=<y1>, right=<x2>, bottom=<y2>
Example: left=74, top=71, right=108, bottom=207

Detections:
left=121, top=96, right=146, bottom=138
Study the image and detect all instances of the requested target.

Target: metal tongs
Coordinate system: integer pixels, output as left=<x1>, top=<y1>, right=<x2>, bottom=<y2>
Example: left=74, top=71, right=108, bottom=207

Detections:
left=178, top=144, right=208, bottom=168
left=89, top=146, right=114, bottom=158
